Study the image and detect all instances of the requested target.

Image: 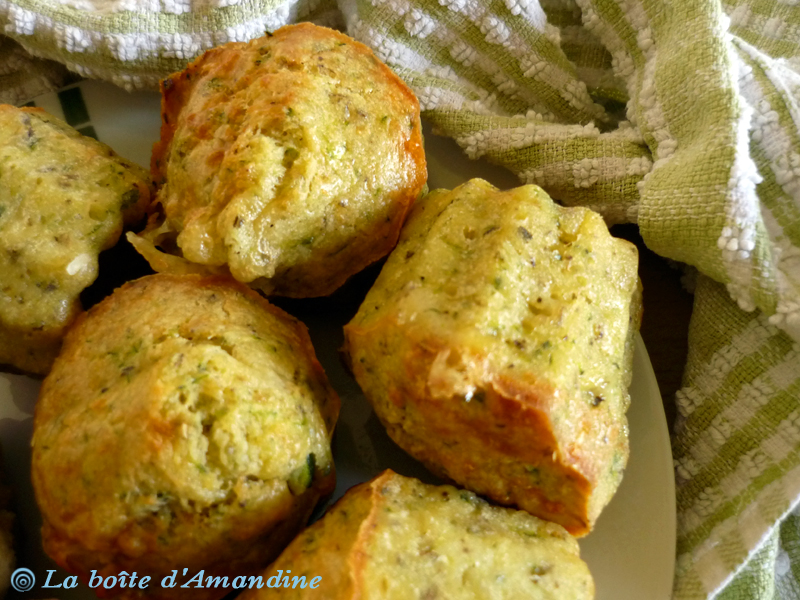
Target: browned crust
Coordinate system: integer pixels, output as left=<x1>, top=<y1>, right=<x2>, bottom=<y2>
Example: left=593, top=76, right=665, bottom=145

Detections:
left=343, top=318, right=599, bottom=536
left=33, top=273, right=340, bottom=600
left=17, top=105, right=47, bottom=117
left=348, top=471, right=391, bottom=597
left=152, top=24, right=423, bottom=186
left=36, top=273, right=341, bottom=435
left=242, top=469, right=594, bottom=598
left=1, top=105, right=48, bottom=120
left=0, top=323, right=70, bottom=377
left=237, top=474, right=383, bottom=599
left=151, top=48, right=224, bottom=185
left=145, top=24, right=426, bottom=298
left=40, top=490, right=327, bottom=600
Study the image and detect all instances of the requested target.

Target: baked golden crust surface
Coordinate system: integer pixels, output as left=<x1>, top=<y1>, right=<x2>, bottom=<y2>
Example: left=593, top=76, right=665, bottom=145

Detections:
left=130, top=23, right=426, bottom=298
left=0, top=105, right=151, bottom=375
left=241, top=470, right=594, bottom=599
left=344, top=179, right=641, bottom=536
left=32, top=274, right=340, bottom=600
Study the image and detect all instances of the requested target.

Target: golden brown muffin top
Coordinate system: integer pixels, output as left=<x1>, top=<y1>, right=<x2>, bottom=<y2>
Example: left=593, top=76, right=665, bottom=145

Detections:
left=131, top=23, right=426, bottom=297
left=243, top=470, right=594, bottom=599
left=32, top=274, right=339, bottom=566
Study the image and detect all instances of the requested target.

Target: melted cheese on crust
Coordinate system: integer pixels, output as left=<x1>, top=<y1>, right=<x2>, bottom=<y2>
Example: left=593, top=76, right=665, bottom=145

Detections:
left=133, top=23, right=426, bottom=298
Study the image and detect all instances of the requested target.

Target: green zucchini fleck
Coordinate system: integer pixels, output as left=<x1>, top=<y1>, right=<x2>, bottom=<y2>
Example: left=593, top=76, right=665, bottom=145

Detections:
left=288, top=452, right=316, bottom=495
left=121, top=188, right=140, bottom=210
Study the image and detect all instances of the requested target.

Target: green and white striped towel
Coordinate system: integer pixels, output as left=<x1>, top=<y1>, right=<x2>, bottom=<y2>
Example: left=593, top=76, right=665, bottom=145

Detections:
left=1, top=0, right=800, bottom=597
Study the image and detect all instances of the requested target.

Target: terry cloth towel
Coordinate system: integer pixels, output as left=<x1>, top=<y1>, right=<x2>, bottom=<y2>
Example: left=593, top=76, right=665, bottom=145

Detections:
left=1, top=0, right=800, bottom=597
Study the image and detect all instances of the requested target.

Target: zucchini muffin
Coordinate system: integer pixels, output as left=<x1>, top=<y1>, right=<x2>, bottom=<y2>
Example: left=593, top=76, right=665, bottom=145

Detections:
left=242, top=470, right=594, bottom=599
left=0, top=104, right=151, bottom=375
left=129, top=23, right=426, bottom=298
left=344, top=179, right=641, bottom=536
left=32, top=274, right=339, bottom=600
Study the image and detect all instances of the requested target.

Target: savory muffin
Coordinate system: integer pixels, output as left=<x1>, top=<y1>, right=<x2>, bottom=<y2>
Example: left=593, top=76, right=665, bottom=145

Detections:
left=344, top=179, right=641, bottom=536
left=32, top=273, right=340, bottom=600
left=242, top=470, right=594, bottom=599
left=129, top=23, right=426, bottom=298
left=0, top=104, right=151, bottom=375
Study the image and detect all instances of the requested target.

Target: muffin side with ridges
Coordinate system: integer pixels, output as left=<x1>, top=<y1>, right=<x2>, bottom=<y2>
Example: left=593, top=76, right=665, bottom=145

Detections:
left=344, top=179, right=641, bottom=536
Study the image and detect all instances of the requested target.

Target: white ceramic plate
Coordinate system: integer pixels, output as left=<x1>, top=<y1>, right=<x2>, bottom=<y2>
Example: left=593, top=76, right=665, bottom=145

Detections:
left=3, top=80, right=675, bottom=600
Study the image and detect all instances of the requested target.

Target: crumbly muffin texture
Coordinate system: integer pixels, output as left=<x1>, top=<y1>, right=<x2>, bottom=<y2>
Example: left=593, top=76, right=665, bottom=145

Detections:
left=0, top=104, right=151, bottom=375
left=130, top=23, right=426, bottom=297
left=344, top=179, right=641, bottom=536
left=32, top=274, right=339, bottom=600
left=241, top=470, right=594, bottom=599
